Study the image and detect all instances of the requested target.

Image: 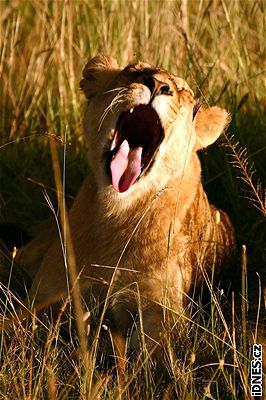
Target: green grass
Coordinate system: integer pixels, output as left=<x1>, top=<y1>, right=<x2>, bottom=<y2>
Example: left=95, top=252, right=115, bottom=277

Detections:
left=0, top=0, right=265, bottom=399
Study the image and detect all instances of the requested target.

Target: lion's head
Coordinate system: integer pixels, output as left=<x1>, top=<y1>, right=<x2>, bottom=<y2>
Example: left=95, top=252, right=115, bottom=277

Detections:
left=80, top=55, right=230, bottom=203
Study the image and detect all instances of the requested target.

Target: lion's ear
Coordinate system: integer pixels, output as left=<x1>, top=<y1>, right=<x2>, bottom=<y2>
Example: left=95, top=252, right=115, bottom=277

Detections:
left=80, top=55, right=120, bottom=100
left=194, top=106, right=231, bottom=150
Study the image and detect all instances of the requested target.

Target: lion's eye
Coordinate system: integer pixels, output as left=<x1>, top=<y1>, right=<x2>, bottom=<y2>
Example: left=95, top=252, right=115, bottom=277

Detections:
left=159, top=85, right=173, bottom=96
left=143, top=76, right=173, bottom=97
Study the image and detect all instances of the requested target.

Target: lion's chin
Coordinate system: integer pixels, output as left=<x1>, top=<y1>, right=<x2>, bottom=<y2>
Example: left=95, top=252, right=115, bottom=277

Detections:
left=106, top=105, right=164, bottom=193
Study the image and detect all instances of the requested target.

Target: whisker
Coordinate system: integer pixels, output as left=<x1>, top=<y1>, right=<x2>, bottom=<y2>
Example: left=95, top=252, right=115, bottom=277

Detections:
left=97, top=88, right=128, bottom=132
left=103, top=87, right=127, bottom=95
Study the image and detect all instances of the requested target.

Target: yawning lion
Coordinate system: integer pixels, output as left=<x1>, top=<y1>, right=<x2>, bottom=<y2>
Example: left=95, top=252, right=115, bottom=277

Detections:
left=17, top=55, right=235, bottom=356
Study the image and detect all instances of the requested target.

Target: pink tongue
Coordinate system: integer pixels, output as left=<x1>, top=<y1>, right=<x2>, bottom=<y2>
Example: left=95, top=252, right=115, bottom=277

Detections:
left=110, top=140, right=143, bottom=193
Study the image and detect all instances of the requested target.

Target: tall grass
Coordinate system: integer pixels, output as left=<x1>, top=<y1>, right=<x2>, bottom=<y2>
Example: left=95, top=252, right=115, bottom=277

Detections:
left=1, top=0, right=264, bottom=140
left=0, top=0, right=265, bottom=399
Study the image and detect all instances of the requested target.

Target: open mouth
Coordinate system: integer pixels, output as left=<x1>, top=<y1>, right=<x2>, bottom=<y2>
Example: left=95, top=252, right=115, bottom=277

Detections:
left=106, top=105, right=163, bottom=193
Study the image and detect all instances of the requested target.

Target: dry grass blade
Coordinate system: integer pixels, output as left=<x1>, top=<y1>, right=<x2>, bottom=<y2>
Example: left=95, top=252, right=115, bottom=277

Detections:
left=223, top=132, right=266, bottom=217
left=49, top=138, right=88, bottom=367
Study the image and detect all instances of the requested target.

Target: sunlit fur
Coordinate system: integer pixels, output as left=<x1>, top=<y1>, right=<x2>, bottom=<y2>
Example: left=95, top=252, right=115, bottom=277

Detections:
left=17, top=55, right=235, bottom=358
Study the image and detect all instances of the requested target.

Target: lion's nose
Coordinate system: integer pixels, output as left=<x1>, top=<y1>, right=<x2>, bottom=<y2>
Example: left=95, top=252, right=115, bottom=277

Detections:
left=142, top=76, right=171, bottom=99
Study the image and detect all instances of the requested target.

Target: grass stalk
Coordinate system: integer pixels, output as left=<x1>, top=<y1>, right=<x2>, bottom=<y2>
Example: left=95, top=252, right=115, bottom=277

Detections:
left=241, top=245, right=247, bottom=378
left=49, top=138, right=88, bottom=369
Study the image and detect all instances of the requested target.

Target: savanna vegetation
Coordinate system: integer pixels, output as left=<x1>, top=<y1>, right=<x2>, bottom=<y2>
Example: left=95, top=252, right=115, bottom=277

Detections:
left=0, top=0, right=265, bottom=399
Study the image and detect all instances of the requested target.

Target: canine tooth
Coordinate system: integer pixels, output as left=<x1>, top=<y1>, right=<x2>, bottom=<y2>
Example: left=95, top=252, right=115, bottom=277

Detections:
left=110, top=137, right=116, bottom=150
left=130, top=108, right=134, bottom=113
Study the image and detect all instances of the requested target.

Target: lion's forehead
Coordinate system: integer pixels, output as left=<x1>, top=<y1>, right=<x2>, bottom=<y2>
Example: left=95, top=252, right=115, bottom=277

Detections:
left=116, top=61, right=193, bottom=96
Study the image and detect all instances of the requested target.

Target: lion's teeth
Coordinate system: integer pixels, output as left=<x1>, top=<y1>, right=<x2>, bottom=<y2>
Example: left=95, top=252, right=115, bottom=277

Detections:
left=130, top=108, right=134, bottom=113
left=110, top=137, right=116, bottom=150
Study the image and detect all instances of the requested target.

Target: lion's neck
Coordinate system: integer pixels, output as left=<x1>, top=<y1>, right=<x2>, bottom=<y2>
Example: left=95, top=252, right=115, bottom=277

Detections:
left=69, top=154, right=234, bottom=278
left=98, top=153, right=203, bottom=225
left=71, top=154, right=205, bottom=236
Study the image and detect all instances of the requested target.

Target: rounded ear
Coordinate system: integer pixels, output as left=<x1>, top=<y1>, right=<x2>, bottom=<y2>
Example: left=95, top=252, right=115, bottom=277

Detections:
left=80, top=55, right=120, bottom=100
left=194, top=106, right=231, bottom=150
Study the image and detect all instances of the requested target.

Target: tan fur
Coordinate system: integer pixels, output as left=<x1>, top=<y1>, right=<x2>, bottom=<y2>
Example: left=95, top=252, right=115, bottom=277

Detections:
left=17, top=55, right=235, bottom=355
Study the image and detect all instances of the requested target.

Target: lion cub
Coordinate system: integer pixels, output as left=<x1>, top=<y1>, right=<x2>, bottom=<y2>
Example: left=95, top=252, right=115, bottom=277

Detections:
left=19, top=55, right=235, bottom=356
